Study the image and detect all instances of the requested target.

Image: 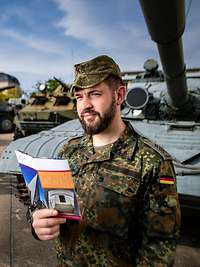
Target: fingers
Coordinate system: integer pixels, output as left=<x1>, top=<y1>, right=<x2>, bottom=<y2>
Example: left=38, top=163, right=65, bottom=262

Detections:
left=32, top=209, right=66, bottom=227
left=33, top=216, right=66, bottom=229
left=34, top=224, right=60, bottom=240
left=33, top=208, right=58, bottom=219
left=32, top=209, right=66, bottom=241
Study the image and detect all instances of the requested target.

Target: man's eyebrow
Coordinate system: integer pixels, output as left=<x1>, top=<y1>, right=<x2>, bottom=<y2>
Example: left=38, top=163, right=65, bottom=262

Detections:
left=74, top=91, right=83, bottom=96
left=74, top=88, right=102, bottom=95
left=88, top=88, right=102, bottom=93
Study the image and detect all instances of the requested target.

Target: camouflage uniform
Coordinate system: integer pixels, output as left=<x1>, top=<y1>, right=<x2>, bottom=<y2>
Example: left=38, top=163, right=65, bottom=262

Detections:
left=57, top=122, right=180, bottom=267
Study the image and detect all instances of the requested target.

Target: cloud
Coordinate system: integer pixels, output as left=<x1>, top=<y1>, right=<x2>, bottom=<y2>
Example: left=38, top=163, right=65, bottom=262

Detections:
left=10, top=71, right=50, bottom=93
left=0, top=38, right=75, bottom=92
left=55, top=0, right=111, bottom=48
left=184, top=26, right=200, bottom=67
left=3, top=54, right=74, bottom=92
left=55, top=0, right=153, bottom=53
left=53, top=0, right=157, bottom=74
left=0, top=4, right=33, bottom=26
left=54, top=0, right=200, bottom=70
left=1, top=0, right=199, bottom=94
left=0, top=47, right=73, bottom=76
left=0, top=0, right=157, bottom=91
left=0, top=27, right=66, bottom=56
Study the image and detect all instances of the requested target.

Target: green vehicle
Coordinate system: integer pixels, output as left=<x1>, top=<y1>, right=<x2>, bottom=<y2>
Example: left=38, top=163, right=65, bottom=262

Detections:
left=0, top=72, right=22, bottom=132
left=14, top=79, right=77, bottom=139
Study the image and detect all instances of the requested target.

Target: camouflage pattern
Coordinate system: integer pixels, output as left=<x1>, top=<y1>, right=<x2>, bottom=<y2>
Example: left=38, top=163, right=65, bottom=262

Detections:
left=71, top=55, right=122, bottom=92
left=57, top=122, right=180, bottom=267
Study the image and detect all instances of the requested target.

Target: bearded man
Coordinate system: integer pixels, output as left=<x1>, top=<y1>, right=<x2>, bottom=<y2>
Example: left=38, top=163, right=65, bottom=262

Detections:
left=32, top=55, right=180, bottom=267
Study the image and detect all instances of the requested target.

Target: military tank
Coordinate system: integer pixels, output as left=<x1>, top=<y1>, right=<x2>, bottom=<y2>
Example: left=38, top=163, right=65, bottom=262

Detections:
left=0, top=0, right=199, bottom=215
left=0, top=73, right=22, bottom=132
left=13, top=78, right=77, bottom=139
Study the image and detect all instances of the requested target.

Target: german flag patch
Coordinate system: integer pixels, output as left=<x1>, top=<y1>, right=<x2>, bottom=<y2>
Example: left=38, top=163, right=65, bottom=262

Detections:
left=159, top=176, right=175, bottom=185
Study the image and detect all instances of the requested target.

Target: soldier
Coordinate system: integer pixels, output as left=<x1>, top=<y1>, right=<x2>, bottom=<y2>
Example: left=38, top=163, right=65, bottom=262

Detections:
left=32, top=55, right=181, bottom=267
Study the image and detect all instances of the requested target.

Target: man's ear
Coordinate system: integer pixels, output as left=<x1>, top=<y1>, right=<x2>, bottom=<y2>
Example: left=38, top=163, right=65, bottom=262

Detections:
left=116, top=85, right=127, bottom=105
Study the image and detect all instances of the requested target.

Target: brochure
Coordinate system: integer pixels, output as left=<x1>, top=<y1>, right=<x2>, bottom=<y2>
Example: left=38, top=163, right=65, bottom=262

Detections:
left=15, top=150, right=81, bottom=221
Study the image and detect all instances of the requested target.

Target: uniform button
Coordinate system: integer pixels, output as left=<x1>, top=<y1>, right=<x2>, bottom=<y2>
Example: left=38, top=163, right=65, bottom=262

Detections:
left=98, top=176, right=104, bottom=182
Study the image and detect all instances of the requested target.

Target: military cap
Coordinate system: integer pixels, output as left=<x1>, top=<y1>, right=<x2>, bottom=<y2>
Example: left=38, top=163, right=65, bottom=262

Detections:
left=71, top=55, right=122, bottom=92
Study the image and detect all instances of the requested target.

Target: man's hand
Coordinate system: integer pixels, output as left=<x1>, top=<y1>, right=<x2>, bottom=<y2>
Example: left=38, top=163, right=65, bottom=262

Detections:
left=32, top=209, right=66, bottom=240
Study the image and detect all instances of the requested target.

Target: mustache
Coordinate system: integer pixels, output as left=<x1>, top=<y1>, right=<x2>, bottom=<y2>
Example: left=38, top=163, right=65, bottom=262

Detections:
left=80, top=108, right=100, bottom=117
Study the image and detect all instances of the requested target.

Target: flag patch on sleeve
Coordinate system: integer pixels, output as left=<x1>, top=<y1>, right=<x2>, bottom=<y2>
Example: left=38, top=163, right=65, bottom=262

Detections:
left=159, top=176, right=175, bottom=185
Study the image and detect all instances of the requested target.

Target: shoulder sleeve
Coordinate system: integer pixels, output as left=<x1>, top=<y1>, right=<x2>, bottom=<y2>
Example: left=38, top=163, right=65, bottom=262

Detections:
left=136, top=156, right=181, bottom=267
left=141, top=136, right=172, bottom=161
left=58, top=136, right=83, bottom=159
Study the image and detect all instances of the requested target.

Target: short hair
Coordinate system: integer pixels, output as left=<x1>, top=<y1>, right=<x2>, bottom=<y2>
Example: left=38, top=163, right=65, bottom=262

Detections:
left=104, top=75, right=124, bottom=91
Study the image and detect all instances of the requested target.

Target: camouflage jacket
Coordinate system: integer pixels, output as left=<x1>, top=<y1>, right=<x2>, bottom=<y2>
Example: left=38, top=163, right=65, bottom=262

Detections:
left=57, top=123, right=181, bottom=267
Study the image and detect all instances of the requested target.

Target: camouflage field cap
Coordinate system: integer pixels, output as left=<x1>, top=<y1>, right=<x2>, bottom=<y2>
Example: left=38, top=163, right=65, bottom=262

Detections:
left=71, top=55, right=122, bottom=92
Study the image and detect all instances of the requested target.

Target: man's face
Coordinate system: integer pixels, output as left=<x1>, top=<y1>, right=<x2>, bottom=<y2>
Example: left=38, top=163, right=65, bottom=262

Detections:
left=74, top=82, right=116, bottom=135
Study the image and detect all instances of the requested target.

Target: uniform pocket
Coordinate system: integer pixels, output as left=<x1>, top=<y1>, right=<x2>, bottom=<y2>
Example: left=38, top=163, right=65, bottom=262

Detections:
left=84, top=166, right=141, bottom=238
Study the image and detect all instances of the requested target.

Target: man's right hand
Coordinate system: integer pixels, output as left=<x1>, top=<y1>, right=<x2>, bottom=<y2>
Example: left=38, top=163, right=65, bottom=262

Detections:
left=32, top=209, right=66, bottom=240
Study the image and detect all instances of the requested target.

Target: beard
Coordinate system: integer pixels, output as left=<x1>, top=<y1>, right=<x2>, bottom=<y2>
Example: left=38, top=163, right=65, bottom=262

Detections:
left=78, top=97, right=116, bottom=135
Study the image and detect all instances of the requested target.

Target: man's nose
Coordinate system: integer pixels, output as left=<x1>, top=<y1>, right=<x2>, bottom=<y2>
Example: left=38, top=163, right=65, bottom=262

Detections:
left=82, top=97, right=93, bottom=109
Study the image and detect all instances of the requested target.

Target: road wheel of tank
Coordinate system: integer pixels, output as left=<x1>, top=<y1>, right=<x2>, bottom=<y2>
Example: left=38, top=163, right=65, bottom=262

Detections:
left=0, top=115, right=13, bottom=132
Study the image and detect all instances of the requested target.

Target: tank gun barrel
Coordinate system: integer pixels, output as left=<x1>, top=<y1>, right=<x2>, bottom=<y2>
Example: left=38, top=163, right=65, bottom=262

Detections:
left=53, top=77, right=69, bottom=91
left=139, top=0, right=188, bottom=108
left=0, top=85, right=15, bottom=92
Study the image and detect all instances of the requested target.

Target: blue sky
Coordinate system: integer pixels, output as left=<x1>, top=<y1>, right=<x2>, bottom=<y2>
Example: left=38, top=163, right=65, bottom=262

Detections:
left=0, top=0, right=199, bottom=93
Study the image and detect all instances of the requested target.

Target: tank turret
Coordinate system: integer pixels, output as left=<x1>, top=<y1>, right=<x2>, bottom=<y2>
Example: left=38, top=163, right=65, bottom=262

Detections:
left=123, top=0, right=200, bottom=121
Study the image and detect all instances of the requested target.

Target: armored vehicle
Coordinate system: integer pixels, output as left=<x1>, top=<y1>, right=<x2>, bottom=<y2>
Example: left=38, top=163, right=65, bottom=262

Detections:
left=14, top=78, right=77, bottom=139
left=0, top=0, right=199, bottom=214
left=0, top=73, right=22, bottom=132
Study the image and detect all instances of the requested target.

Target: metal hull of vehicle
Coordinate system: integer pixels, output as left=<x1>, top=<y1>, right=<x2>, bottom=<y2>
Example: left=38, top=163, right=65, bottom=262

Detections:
left=0, top=119, right=199, bottom=215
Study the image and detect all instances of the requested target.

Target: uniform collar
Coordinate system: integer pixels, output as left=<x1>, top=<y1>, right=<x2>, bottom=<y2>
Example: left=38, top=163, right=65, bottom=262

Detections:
left=80, top=121, right=138, bottom=163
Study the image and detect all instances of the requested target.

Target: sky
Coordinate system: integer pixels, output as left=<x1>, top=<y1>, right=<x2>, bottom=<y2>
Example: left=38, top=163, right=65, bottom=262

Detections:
left=0, top=0, right=199, bottom=93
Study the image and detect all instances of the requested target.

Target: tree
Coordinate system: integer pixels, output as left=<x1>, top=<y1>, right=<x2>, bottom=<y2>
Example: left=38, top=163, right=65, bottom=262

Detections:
left=33, top=78, right=66, bottom=93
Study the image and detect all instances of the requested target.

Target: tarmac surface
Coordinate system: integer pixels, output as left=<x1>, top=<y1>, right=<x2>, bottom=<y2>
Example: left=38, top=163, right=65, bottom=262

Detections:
left=0, top=133, right=57, bottom=267
left=0, top=133, right=200, bottom=267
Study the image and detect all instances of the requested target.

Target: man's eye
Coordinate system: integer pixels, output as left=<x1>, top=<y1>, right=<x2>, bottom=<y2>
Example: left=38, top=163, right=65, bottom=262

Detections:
left=75, top=95, right=82, bottom=100
left=91, top=92, right=101, bottom=96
